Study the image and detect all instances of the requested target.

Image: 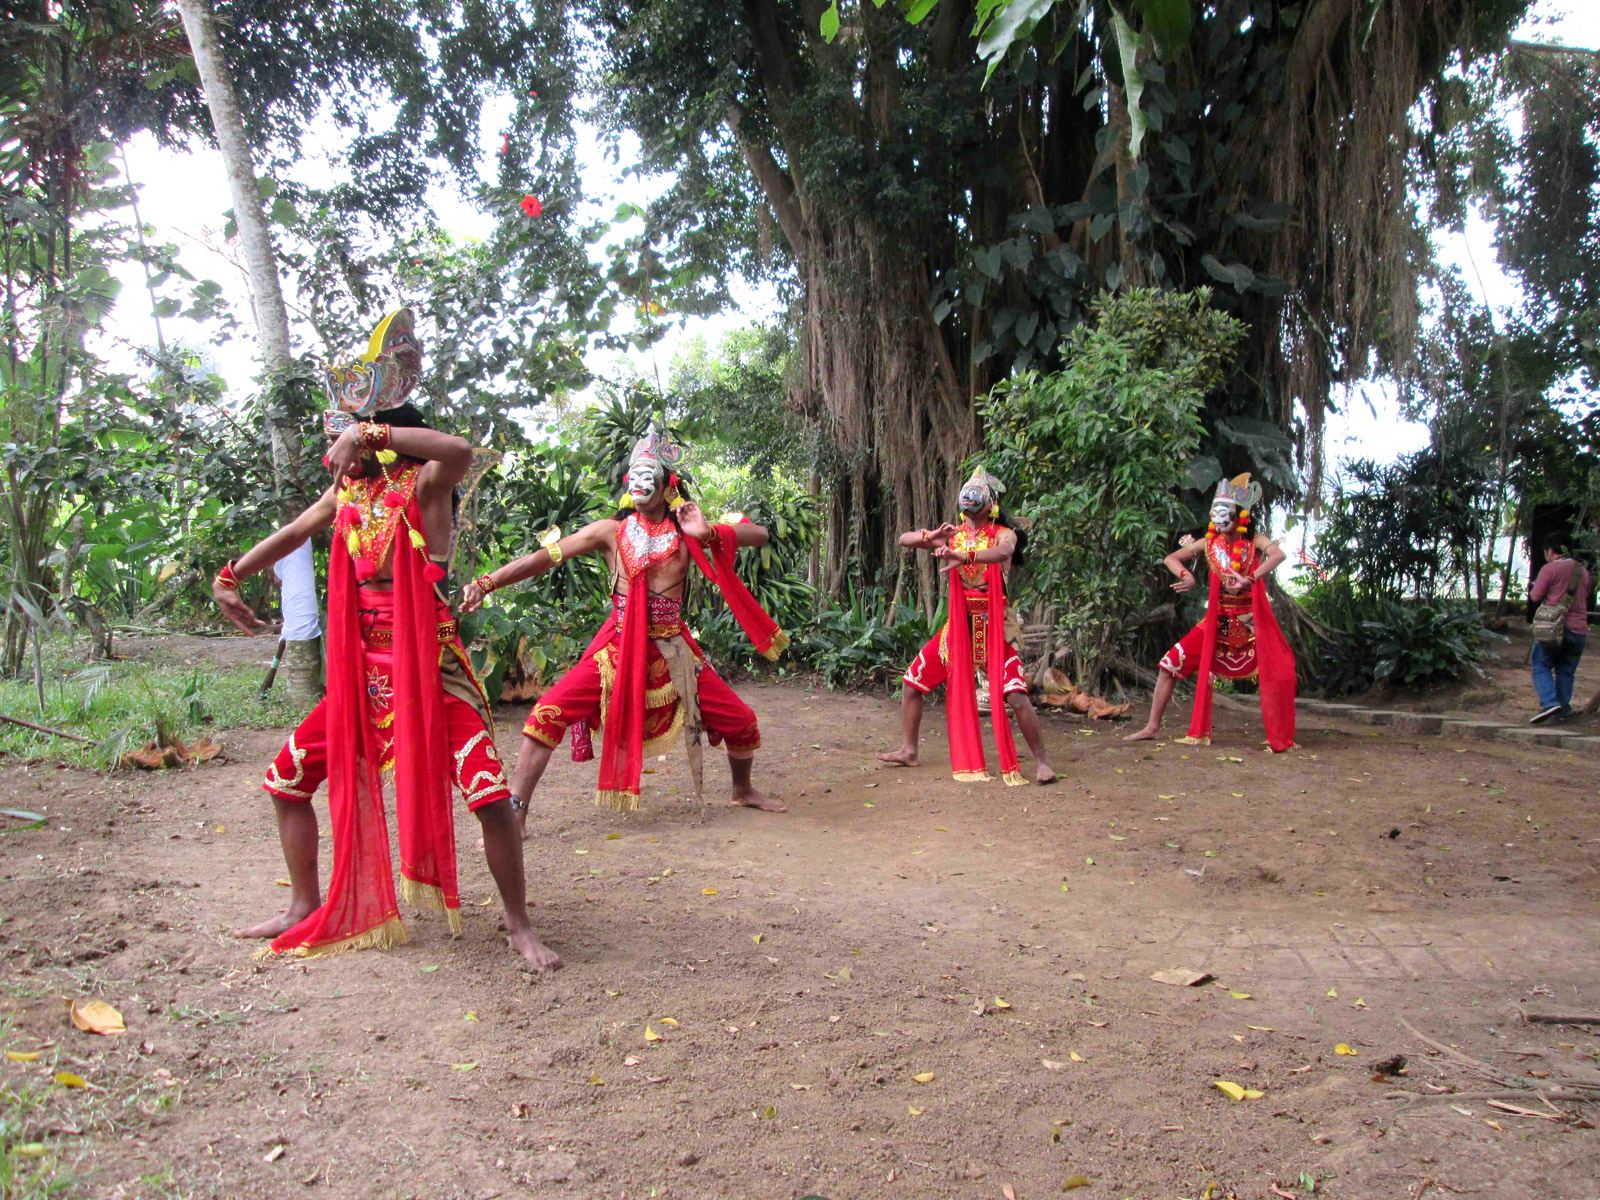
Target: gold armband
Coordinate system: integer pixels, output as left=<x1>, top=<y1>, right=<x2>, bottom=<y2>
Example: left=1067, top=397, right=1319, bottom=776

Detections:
left=540, top=526, right=564, bottom=566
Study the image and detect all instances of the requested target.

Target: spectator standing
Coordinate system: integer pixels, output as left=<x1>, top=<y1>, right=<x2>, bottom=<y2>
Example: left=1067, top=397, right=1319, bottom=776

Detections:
left=1529, top=533, right=1589, bottom=724
left=273, top=540, right=324, bottom=707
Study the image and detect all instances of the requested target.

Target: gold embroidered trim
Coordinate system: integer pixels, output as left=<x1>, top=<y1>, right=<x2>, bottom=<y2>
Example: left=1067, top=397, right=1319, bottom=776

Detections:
left=595, top=787, right=643, bottom=812
left=252, top=914, right=408, bottom=960
left=952, top=769, right=993, bottom=782
left=1175, top=735, right=1210, bottom=745
left=1001, top=770, right=1028, bottom=787
left=644, top=680, right=679, bottom=708
left=760, top=627, right=791, bottom=662
left=640, top=699, right=685, bottom=758
left=401, top=878, right=463, bottom=936
left=264, top=732, right=311, bottom=797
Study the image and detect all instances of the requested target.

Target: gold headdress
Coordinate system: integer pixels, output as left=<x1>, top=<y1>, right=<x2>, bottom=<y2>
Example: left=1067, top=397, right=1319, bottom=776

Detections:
left=1212, top=472, right=1262, bottom=511
left=322, top=308, right=423, bottom=429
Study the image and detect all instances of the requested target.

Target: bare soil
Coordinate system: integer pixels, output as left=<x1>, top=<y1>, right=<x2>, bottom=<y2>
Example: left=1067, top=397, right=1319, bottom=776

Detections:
left=3, top=648, right=1599, bottom=1200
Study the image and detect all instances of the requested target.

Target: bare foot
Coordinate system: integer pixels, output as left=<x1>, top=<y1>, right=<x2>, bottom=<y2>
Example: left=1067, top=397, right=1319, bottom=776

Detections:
left=508, top=926, right=562, bottom=971
left=874, top=747, right=919, bottom=767
left=1123, top=725, right=1160, bottom=742
left=1035, top=763, right=1058, bottom=785
left=732, top=789, right=787, bottom=813
left=233, top=906, right=314, bottom=940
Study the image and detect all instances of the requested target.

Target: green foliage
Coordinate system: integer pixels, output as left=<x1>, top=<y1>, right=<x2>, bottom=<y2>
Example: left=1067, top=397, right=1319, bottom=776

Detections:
left=1359, top=601, right=1496, bottom=688
left=796, top=588, right=943, bottom=692
left=0, top=641, right=282, bottom=769
left=980, top=287, right=1244, bottom=686
left=1314, top=450, right=1497, bottom=604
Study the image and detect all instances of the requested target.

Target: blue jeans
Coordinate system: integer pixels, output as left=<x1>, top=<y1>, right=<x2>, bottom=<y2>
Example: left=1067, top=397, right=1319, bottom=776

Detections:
left=1532, top=631, right=1586, bottom=712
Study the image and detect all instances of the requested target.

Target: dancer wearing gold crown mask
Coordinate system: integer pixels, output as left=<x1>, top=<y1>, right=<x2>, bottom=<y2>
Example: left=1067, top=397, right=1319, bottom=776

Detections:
left=1125, top=472, right=1297, bottom=751
left=210, top=309, right=559, bottom=970
left=461, top=427, right=790, bottom=825
left=875, top=466, right=1057, bottom=785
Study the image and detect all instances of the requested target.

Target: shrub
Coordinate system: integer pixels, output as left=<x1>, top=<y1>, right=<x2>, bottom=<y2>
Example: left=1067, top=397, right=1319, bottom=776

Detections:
left=1360, top=601, right=1499, bottom=688
left=980, top=287, right=1245, bottom=690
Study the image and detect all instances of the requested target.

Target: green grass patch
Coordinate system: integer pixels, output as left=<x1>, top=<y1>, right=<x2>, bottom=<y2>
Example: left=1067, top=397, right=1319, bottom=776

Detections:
left=0, top=638, right=296, bottom=771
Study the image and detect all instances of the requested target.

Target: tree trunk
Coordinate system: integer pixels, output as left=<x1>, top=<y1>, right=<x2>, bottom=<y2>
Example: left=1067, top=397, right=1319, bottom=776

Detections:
left=174, top=0, right=303, bottom=511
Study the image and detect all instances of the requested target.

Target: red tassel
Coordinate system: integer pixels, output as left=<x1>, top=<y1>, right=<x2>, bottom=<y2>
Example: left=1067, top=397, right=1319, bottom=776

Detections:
left=423, top=562, right=447, bottom=583
left=354, top=558, right=378, bottom=581
left=669, top=473, right=679, bottom=490
left=337, top=504, right=360, bottom=529
left=321, top=453, right=331, bottom=470
left=383, top=490, right=404, bottom=509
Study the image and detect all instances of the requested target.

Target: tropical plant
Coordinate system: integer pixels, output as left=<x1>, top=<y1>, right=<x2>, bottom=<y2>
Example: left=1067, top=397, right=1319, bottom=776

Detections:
left=1359, top=601, right=1497, bottom=688
left=979, top=287, right=1244, bottom=689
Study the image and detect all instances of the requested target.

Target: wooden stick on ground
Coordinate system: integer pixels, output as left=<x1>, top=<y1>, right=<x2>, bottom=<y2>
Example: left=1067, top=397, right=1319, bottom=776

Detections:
left=0, top=713, right=97, bottom=745
left=1522, top=1012, right=1600, bottom=1026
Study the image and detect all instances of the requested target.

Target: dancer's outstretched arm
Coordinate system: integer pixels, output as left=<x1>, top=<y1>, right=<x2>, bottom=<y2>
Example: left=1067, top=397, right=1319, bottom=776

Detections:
left=458, top=518, right=616, bottom=614
left=213, top=486, right=339, bottom=634
left=897, top=523, right=958, bottom=550
left=677, top=503, right=768, bottom=548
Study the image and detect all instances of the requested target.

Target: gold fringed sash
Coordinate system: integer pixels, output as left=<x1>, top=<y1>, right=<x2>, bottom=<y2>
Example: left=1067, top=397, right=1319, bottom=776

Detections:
left=253, top=915, right=409, bottom=961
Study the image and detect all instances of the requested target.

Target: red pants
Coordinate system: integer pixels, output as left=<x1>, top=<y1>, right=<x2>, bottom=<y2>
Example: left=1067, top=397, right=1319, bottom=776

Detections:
left=523, top=640, right=760, bottom=757
left=902, top=625, right=1027, bottom=696
left=1160, top=604, right=1258, bottom=681
left=264, top=693, right=510, bottom=810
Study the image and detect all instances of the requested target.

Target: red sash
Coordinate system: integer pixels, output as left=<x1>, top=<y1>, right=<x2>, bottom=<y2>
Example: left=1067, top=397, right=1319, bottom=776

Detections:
left=267, top=471, right=458, bottom=956
left=1185, top=540, right=1297, bottom=752
left=944, top=564, right=1025, bottom=785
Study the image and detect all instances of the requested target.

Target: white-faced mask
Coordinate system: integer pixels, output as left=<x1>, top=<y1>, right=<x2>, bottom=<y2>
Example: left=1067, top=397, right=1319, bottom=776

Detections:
left=1210, top=501, right=1238, bottom=532
left=628, top=461, right=662, bottom=504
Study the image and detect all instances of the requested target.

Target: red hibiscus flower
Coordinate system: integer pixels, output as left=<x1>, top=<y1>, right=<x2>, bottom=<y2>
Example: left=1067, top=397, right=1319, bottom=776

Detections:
left=519, top=195, right=543, bottom=218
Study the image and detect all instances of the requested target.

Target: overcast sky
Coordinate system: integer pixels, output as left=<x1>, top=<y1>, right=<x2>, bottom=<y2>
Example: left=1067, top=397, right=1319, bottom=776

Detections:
left=104, top=1, right=1597, bottom=489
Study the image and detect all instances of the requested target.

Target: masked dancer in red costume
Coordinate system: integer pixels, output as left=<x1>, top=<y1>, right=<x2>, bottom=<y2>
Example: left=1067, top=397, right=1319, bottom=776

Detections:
left=875, top=467, right=1056, bottom=785
left=212, top=309, right=559, bottom=970
left=1125, top=472, right=1296, bottom=750
left=460, top=428, right=789, bottom=828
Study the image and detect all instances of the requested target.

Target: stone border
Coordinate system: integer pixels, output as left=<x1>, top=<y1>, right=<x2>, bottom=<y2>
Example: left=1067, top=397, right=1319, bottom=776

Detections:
left=1296, top=698, right=1600, bottom=752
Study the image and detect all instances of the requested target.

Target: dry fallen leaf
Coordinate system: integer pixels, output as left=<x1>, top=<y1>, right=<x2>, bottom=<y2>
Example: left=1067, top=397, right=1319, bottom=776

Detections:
left=644, top=1026, right=662, bottom=1042
left=1042, top=1059, right=1066, bottom=1070
left=912, top=1071, right=935, bottom=1083
left=450, top=1062, right=478, bottom=1072
left=623, top=1055, right=641, bottom=1066
left=606, top=832, right=621, bottom=840
left=1063, top=1176, right=1091, bottom=1191
left=1069, top=1051, right=1084, bottom=1063
left=273, top=878, right=292, bottom=887
left=1150, top=969, right=1213, bottom=987
left=463, top=1011, right=479, bottom=1023
left=68, top=998, right=125, bottom=1037
left=993, top=997, right=1012, bottom=1009
left=752, top=934, right=764, bottom=944
left=1213, top=1080, right=1247, bottom=1101
left=264, top=1144, right=286, bottom=1164
left=1246, top=1025, right=1275, bottom=1032
left=702, top=888, right=719, bottom=896
left=1335, top=1043, right=1357, bottom=1056
left=1003, top=1185, right=1017, bottom=1200
left=52, top=1072, right=87, bottom=1089
left=5, top=1051, right=40, bottom=1063
left=907, top=1105, right=923, bottom=1116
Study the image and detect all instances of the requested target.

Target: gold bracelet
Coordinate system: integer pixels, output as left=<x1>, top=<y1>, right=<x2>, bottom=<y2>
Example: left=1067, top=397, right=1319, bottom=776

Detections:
left=474, top=574, right=497, bottom=595
left=547, top=542, right=565, bottom=566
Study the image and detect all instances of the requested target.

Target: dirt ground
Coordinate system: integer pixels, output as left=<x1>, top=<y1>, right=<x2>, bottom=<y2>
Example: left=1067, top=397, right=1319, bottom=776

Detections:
left=3, top=646, right=1600, bottom=1200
